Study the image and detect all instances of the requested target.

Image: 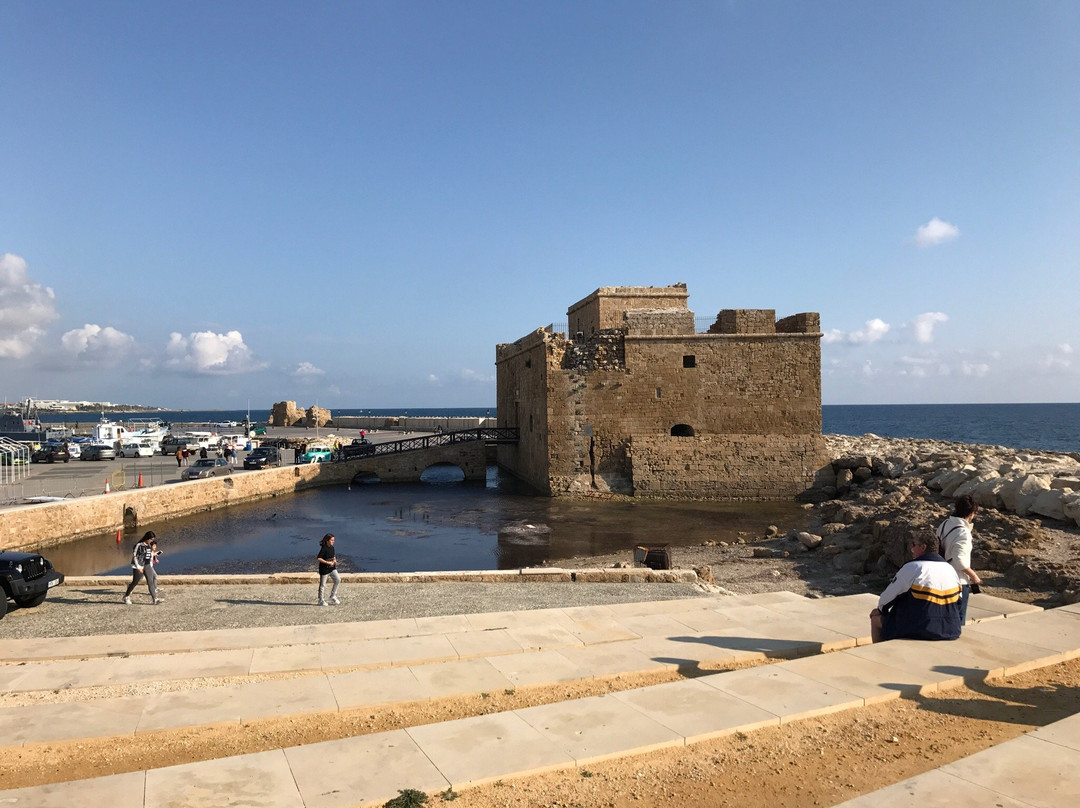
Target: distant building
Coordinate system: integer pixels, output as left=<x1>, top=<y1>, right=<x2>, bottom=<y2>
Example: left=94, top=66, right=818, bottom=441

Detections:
left=495, top=283, right=827, bottom=500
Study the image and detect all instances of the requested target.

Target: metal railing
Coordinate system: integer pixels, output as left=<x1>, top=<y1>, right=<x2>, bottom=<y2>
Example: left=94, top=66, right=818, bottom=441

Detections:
left=338, top=428, right=519, bottom=461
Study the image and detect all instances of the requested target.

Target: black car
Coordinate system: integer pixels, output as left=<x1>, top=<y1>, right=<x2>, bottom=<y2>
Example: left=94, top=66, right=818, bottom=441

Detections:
left=340, top=438, right=376, bottom=460
left=30, top=444, right=71, bottom=463
left=0, top=550, right=64, bottom=619
left=243, top=446, right=282, bottom=470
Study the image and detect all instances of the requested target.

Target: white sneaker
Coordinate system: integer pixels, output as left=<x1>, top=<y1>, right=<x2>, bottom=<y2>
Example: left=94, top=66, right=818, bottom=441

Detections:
left=329, top=596, right=340, bottom=605
left=318, top=600, right=328, bottom=607
left=153, top=598, right=164, bottom=605
left=122, top=596, right=132, bottom=605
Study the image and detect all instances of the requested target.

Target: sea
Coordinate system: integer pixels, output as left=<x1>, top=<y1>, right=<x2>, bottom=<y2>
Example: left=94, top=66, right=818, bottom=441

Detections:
left=40, top=403, right=1079, bottom=453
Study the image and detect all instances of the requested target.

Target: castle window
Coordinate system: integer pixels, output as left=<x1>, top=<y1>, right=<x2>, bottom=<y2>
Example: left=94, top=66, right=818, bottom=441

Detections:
left=655, top=388, right=662, bottom=399
left=683, top=355, right=696, bottom=368
left=525, top=359, right=531, bottom=368
left=671, top=424, right=695, bottom=437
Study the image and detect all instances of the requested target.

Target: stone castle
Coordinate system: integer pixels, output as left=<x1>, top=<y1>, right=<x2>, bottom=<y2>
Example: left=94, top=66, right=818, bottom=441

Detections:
left=495, top=283, right=827, bottom=500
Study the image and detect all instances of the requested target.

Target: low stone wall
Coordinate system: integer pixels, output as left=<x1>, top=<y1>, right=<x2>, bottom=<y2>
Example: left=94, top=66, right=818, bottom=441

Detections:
left=630, top=433, right=828, bottom=500
left=330, top=416, right=494, bottom=431
left=0, top=440, right=488, bottom=552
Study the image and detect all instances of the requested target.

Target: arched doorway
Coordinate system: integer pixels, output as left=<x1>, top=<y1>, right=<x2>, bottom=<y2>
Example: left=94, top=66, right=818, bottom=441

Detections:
left=670, top=424, right=696, bottom=437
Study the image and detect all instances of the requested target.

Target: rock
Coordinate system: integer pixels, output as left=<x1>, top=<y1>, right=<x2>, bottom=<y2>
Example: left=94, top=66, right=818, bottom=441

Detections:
left=765, top=525, right=779, bottom=538
left=752, top=547, right=775, bottom=558
left=796, top=531, right=822, bottom=549
left=853, top=467, right=873, bottom=484
left=972, top=476, right=1009, bottom=510
left=1063, top=493, right=1080, bottom=528
left=836, top=468, right=854, bottom=494
left=1051, top=477, right=1080, bottom=491
left=952, top=471, right=999, bottom=499
left=834, top=456, right=872, bottom=470
left=999, top=474, right=1051, bottom=513
left=1029, top=489, right=1067, bottom=521
left=819, top=522, right=847, bottom=536
left=694, top=565, right=714, bottom=583
left=940, top=467, right=978, bottom=497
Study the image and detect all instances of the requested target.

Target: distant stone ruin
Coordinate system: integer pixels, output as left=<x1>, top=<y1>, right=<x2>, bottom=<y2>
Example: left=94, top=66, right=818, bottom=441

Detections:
left=270, top=401, right=332, bottom=428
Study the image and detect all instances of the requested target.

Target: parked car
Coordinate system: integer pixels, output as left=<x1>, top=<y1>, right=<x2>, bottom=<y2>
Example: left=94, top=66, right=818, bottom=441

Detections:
left=341, top=438, right=376, bottom=460
left=160, top=435, right=198, bottom=456
left=80, top=444, right=117, bottom=461
left=243, top=446, right=282, bottom=470
left=180, top=457, right=232, bottom=480
left=118, top=442, right=154, bottom=458
left=30, top=444, right=71, bottom=463
left=300, top=445, right=333, bottom=463
left=64, top=442, right=82, bottom=459
left=0, top=550, right=64, bottom=619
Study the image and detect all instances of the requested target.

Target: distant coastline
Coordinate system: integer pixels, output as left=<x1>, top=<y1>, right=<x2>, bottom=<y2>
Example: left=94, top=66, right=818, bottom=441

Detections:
left=29, top=402, right=1079, bottom=454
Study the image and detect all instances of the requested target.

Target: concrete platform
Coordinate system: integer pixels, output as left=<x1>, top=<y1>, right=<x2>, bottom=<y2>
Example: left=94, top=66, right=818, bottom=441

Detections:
left=0, top=592, right=1063, bottom=807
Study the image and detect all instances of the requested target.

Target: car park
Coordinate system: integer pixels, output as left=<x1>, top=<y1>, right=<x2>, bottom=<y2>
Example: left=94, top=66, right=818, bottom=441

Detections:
left=80, top=444, right=117, bottom=461
left=180, top=457, right=232, bottom=480
left=118, top=442, right=155, bottom=458
left=243, top=446, right=281, bottom=470
left=0, top=550, right=64, bottom=619
left=30, top=444, right=71, bottom=463
left=300, top=445, right=333, bottom=463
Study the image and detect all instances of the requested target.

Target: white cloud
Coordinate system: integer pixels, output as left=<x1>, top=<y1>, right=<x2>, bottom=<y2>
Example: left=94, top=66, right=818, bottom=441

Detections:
left=1040, top=344, right=1073, bottom=369
left=1060, top=343, right=1073, bottom=355
left=427, top=374, right=440, bottom=384
left=961, top=361, right=990, bottom=377
left=824, top=318, right=890, bottom=345
left=0, top=253, right=59, bottom=359
left=910, top=312, right=948, bottom=343
left=292, top=361, right=325, bottom=379
left=458, top=368, right=495, bottom=383
left=60, top=324, right=135, bottom=365
left=164, top=330, right=266, bottom=375
left=914, top=217, right=960, bottom=247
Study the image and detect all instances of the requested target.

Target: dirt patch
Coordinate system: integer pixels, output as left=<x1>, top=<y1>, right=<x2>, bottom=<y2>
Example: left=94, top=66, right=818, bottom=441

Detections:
left=3, top=656, right=1078, bottom=806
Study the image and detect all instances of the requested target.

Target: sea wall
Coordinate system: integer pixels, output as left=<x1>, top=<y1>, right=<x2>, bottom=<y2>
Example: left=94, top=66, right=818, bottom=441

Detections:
left=0, top=440, right=487, bottom=552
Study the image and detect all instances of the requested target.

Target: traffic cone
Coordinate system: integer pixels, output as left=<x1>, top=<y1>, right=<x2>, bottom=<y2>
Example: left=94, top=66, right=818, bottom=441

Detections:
left=116, top=529, right=122, bottom=544
left=137, top=473, right=144, bottom=488
left=104, top=478, right=111, bottom=494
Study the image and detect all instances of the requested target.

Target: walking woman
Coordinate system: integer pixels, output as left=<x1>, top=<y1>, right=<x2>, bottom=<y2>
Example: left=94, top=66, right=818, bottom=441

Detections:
left=123, top=531, right=163, bottom=605
left=316, top=533, right=341, bottom=606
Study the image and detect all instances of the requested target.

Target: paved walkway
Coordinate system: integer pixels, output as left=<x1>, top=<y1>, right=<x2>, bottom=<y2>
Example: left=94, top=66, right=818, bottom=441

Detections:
left=0, top=592, right=1076, bottom=807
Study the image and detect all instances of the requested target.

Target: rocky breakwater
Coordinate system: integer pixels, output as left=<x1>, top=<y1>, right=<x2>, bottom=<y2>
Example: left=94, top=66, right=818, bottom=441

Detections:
left=785, top=434, right=1080, bottom=605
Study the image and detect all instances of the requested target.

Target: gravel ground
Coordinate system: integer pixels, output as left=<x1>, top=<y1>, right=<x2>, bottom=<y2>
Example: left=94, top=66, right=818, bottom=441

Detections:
left=0, top=578, right=714, bottom=640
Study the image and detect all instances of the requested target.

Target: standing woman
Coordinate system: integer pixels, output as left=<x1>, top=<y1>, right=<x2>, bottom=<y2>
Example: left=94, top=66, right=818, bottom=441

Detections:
left=123, top=531, right=163, bottom=605
left=936, top=494, right=982, bottom=625
left=316, top=533, right=341, bottom=606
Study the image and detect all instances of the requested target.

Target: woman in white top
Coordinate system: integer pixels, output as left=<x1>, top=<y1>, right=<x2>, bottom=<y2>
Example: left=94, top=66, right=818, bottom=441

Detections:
left=936, top=494, right=982, bottom=625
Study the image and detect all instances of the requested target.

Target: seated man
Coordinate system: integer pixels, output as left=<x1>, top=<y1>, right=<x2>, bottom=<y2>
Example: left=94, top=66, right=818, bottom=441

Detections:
left=870, top=532, right=962, bottom=643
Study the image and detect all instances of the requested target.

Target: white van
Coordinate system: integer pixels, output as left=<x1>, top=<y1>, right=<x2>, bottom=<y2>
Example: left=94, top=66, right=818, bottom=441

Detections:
left=180, top=432, right=218, bottom=452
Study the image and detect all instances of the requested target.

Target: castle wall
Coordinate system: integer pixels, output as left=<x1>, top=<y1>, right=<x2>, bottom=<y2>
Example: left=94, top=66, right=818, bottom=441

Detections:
left=567, top=284, right=688, bottom=336
left=495, top=330, right=554, bottom=493
left=629, top=433, right=827, bottom=500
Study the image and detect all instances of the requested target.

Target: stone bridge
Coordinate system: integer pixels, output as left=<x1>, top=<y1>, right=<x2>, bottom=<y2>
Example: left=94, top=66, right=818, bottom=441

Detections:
left=310, top=439, right=488, bottom=484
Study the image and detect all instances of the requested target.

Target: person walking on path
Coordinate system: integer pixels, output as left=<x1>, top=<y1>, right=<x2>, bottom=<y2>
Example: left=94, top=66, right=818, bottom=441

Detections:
left=123, top=531, right=163, bottom=605
left=175, top=448, right=183, bottom=468
left=936, top=494, right=982, bottom=626
left=316, top=533, right=341, bottom=606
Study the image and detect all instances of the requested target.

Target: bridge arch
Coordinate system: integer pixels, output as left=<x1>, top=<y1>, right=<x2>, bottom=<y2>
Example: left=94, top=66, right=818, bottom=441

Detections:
left=420, top=462, right=466, bottom=484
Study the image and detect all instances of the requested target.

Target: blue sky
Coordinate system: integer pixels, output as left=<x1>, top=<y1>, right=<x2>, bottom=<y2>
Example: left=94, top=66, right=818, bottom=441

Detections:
left=2, top=1, right=1077, bottom=409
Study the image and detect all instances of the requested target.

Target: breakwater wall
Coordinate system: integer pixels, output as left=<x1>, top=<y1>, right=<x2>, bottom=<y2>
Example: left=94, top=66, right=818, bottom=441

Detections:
left=330, top=416, right=494, bottom=432
left=0, top=440, right=488, bottom=552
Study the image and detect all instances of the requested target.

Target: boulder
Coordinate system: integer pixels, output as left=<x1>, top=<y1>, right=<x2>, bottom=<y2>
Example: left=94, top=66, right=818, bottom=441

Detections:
left=873, top=456, right=909, bottom=479
left=853, top=467, right=873, bottom=484
left=1051, top=477, right=1080, bottom=492
left=836, top=468, right=854, bottom=493
left=972, top=476, right=1009, bottom=510
left=834, top=456, right=872, bottom=470
left=952, top=471, right=1000, bottom=500
left=1029, top=489, right=1068, bottom=522
left=999, top=474, right=1051, bottom=514
left=940, top=466, right=978, bottom=497
left=1064, top=493, right=1080, bottom=528
left=796, top=531, right=822, bottom=549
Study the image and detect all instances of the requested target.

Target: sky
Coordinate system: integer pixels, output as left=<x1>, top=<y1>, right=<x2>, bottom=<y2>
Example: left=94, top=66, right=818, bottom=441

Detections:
left=2, top=1, right=1078, bottom=410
